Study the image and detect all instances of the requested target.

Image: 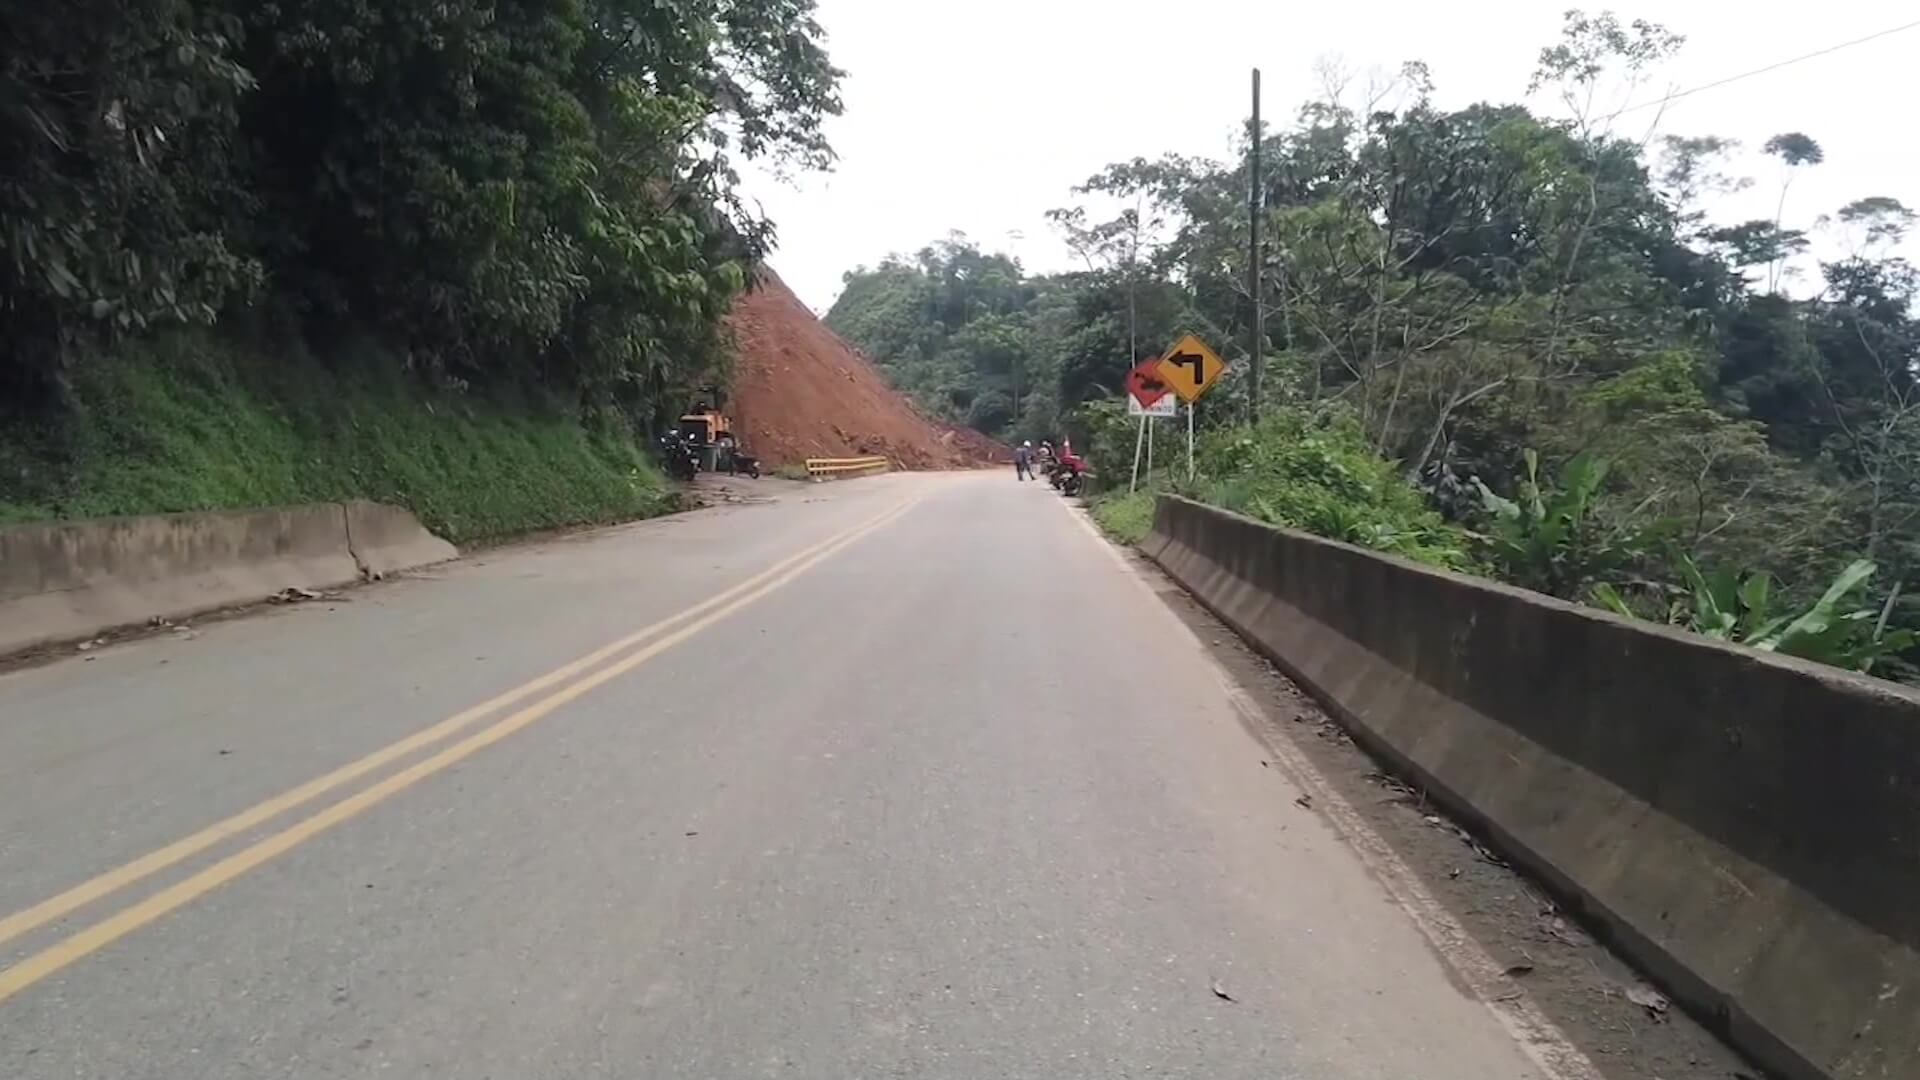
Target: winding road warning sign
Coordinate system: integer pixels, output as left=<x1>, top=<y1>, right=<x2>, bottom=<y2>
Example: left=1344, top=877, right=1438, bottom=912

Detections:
left=1154, top=334, right=1229, bottom=402
left=1126, top=362, right=1173, bottom=410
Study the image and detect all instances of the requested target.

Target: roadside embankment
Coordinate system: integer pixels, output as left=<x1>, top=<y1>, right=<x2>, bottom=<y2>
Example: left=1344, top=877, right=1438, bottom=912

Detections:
left=0, top=501, right=453, bottom=656
left=0, top=331, right=674, bottom=543
left=1142, top=494, right=1920, bottom=1080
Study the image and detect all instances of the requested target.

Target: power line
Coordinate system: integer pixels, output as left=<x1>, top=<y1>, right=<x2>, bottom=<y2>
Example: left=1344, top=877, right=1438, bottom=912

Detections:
left=1607, top=18, right=1920, bottom=121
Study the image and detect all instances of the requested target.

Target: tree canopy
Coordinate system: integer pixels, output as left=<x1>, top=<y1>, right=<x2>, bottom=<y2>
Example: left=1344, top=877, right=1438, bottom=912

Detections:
left=1, top=0, right=843, bottom=418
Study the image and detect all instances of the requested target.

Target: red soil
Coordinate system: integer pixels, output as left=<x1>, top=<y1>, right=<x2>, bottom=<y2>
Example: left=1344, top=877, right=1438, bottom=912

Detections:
left=725, top=270, right=1006, bottom=469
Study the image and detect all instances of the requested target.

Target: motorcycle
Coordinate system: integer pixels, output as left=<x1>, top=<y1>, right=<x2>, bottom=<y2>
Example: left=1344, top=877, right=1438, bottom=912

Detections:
left=718, top=430, right=760, bottom=476
left=1053, top=454, right=1090, bottom=496
left=732, top=454, right=761, bottom=479
left=656, top=429, right=700, bottom=481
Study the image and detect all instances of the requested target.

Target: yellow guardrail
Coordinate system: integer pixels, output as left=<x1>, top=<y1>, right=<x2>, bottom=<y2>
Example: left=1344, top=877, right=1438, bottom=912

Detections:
left=804, top=455, right=891, bottom=478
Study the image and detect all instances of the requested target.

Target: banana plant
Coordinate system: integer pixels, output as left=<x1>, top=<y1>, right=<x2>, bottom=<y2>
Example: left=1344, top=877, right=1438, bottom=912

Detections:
left=1472, top=450, right=1661, bottom=598
left=1593, top=555, right=1915, bottom=674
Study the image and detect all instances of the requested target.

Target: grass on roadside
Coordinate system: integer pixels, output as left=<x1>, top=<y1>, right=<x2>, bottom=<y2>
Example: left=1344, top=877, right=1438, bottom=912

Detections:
left=1088, top=489, right=1157, bottom=545
left=0, top=330, right=675, bottom=543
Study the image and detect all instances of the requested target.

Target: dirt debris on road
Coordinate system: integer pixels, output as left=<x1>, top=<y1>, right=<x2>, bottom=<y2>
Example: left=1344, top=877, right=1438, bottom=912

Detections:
left=726, top=270, right=1006, bottom=469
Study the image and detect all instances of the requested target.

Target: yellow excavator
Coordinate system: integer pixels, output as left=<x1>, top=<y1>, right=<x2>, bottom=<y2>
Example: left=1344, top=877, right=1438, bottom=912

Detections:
left=675, top=388, right=758, bottom=477
left=678, top=396, right=733, bottom=456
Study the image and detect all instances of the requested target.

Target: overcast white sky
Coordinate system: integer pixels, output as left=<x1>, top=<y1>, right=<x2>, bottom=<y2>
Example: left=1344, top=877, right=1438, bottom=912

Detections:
left=740, top=2, right=1920, bottom=313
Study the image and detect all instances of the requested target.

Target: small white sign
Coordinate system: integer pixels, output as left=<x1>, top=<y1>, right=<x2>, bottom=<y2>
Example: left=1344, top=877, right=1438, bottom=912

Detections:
left=1128, top=394, right=1179, bottom=418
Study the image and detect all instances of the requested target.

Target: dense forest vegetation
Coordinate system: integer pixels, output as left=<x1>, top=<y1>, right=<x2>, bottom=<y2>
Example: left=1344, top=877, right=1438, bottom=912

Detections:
left=1, top=0, right=840, bottom=536
left=828, top=12, right=1920, bottom=679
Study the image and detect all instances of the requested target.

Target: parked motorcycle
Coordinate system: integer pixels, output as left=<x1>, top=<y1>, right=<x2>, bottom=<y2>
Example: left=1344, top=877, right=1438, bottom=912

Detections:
left=656, top=429, right=700, bottom=481
left=1052, top=453, right=1090, bottom=496
left=1045, top=459, right=1071, bottom=490
left=721, top=442, right=762, bottom=479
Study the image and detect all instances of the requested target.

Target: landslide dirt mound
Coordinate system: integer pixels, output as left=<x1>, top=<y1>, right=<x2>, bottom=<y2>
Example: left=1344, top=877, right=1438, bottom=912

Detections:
left=726, top=270, right=1006, bottom=468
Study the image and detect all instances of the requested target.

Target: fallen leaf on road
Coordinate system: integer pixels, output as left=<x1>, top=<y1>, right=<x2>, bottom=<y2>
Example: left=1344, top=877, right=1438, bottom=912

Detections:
left=1626, top=984, right=1670, bottom=1020
left=1503, top=953, right=1535, bottom=976
left=76, top=639, right=99, bottom=652
left=1293, top=794, right=1313, bottom=809
left=684, top=830, right=699, bottom=837
left=1362, top=771, right=1413, bottom=795
left=1447, top=868, right=1462, bottom=879
left=1452, top=826, right=1508, bottom=866
left=272, top=586, right=327, bottom=603
left=1210, top=979, right=1236, bottom=1002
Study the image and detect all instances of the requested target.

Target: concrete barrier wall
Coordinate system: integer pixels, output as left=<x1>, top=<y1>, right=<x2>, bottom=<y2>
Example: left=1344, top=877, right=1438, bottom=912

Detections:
left=1142, top=495, right=1920, bottom=1080
left=0, top=502, right=454, bottom=656
left=343, top=500, right=457, bottom=578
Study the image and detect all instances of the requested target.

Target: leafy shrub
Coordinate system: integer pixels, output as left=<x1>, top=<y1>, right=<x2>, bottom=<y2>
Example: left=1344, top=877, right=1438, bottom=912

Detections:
left=1594, top=555, right=1916, bottom=674
left=1193, top=412, right=1471, bottom=569
left=1472, top=449, right=1665, bottom=598
left=1070, top=399, right=1141, bottom=488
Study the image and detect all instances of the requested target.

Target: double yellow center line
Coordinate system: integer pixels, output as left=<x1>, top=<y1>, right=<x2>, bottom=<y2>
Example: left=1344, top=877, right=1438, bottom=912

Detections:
left=0, top=497, right=918, bottom=1005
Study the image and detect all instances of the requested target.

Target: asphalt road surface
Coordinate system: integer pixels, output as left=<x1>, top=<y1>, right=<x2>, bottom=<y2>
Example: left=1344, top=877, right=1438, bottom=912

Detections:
left=0, top=473, right=1567, bottom=1079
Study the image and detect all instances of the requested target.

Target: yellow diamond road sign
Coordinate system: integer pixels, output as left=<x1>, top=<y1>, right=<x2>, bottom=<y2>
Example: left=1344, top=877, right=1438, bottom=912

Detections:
left=1154, top=333, right=1229, bottom=402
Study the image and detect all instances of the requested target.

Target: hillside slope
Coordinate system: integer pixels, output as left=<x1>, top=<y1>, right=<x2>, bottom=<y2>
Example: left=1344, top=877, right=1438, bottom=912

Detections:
left=0, top=334, right=672, bottom=541
left=727, top=272, right=1004, bottom=468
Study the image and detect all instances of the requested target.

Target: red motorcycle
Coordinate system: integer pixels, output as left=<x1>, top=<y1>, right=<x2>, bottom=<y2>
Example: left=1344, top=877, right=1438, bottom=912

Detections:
left=1049, top=450, right=1091, bottom=496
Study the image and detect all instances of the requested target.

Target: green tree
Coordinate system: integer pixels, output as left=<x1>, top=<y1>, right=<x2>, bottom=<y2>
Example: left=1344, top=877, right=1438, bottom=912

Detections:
left=0, top=0, right=258, bottom=397
left=2, top=0, right=844, bottom=428
left=1761, top=131, right=1824, bottom=292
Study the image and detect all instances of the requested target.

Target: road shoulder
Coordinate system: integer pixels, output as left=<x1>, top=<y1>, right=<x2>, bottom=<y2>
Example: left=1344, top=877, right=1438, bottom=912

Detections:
left=1078, top=511, right=1765, bottom=1080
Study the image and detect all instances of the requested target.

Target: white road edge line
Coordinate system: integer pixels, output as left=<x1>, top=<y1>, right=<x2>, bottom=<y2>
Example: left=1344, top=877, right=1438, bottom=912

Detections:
left=1058, top=500, right=1605, bottom=1080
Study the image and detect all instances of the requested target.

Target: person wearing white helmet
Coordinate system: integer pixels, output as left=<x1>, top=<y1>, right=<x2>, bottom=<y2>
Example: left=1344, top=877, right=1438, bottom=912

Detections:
left=1014, top=440, right=1034, bottom=481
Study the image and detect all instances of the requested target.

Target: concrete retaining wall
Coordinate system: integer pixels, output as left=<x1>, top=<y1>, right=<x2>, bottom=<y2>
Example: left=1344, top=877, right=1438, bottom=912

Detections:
left=1143, top=495, right=1920, bottom=1080
left=343, top=500, right=458, bottom=578
left=0, top=502, right=454, bottom=656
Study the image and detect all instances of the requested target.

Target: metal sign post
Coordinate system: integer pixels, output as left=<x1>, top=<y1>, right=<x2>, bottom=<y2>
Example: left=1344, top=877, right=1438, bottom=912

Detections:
left=1187, top=400, right=1196, bottom=483
left=1129, top=416, right=1147, bottom=493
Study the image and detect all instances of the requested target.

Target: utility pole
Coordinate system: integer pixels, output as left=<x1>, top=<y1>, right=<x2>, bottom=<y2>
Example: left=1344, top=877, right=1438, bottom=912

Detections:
left=1248, top=68, right=1265, bottom=424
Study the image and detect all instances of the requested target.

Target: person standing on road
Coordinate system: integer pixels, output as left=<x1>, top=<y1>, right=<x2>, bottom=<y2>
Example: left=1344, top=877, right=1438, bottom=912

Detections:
left=1014, top=441, right=1033, bottom=481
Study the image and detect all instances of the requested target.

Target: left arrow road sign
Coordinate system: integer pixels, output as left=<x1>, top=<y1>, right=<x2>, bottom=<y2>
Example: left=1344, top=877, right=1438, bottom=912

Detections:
left=1154, top=333, right=1229, bottom=402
